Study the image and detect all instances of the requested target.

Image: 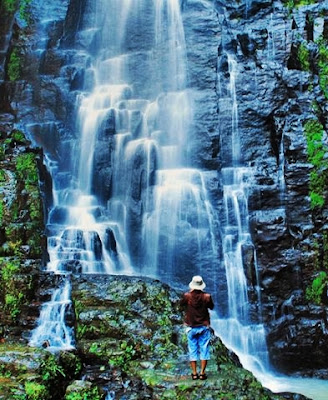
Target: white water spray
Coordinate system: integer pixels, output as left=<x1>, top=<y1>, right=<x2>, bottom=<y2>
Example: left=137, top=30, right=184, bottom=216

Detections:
left=29, top=279, right=74, bottom=351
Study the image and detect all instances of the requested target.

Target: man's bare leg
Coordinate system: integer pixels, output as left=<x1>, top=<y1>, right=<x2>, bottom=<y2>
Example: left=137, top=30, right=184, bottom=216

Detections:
left=199, top=360, right=207, bottom=379
left=190, top=360, right=198, bottom=377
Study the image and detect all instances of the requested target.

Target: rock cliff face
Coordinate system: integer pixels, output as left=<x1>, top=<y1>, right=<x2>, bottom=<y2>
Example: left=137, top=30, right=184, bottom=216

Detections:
left=0, top=0, right=328, bottom=381
left=212, top=0, right=328, bottom=374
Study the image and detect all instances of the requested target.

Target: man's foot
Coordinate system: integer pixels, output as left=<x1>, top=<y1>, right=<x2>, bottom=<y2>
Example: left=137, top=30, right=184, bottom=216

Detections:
left=199, top=373, right=207, bottom=380
left=191, top=373, right=199, bottom=380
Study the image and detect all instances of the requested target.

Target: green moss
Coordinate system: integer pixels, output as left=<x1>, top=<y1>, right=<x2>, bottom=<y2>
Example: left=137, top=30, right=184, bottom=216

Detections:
left=11, top=130, right=28, bottom=144
left=0, top=170, right=6, bottom=183
left=59, top=351, right=82, bottom=379
left=2, top=0, right=17, bottom=14
left=16, top=153, right=39, bottom=186
left=19, top=0, right=31, bottom=24
left=306, top=271, right=328, bottom=304
left=4, top=225, right=23, bottom=256
left=304, top=119, right=328, bottom=209
left=108, top=339, right=138, bottom=370
left=324, top=231, right=328, bottom=269
left=27, top=193, right=42, bottom=221
left=0, top=259, right=24, bottom=320
left=24, top=381, right=49, bottom=400
left=283, top=0, right=318, bottom=9
left=1, top=259, right=19, bottom=285
left=298, top=42, right=310, bottom=71
left=39, top=353, right=66, bottom=384
left=0, top=198, right=4, bottom=224
left=0, top=145, right=5, bottom=161
left=64, top=385, right=102, bottom=400
left=318, top=39, right=328, bottom=99
left=5, top=292, right=24, bottom=320
left=7, top=48, right=21, bottom=82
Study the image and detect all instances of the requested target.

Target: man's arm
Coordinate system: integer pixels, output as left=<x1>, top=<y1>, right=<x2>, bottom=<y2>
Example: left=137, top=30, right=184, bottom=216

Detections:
left=180, top=292, right=188, bottom=307
left=205, top=293, right=214, bottom=310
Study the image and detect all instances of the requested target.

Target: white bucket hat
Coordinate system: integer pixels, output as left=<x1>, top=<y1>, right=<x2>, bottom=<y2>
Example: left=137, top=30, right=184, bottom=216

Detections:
left=189, top=275, right=206, bottom=291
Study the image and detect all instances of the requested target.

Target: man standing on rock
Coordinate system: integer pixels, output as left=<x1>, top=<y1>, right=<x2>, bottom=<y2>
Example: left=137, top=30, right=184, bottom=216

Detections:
left=180, top=275, right=214, bottom=380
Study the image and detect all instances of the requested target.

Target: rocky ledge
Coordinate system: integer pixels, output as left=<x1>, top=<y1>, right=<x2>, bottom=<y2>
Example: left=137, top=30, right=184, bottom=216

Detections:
left=1, top=274, right=310, bottom=400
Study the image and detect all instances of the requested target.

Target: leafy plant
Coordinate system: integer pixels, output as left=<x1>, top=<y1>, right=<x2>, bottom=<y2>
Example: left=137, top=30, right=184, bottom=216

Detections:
left=39, top=354, right=65, bottom=383
left=304, top=119, right=328, bottom=208
left=16, top=153, right=39, bottom=186
left=1, top=260, right=24, bottom=320
left=318, top=39, right=328, bottom=99
left=65, top=386, right=102, bottom=400
left=5, top=292, right=24, bottom=319
left=11, top=129, right=27, bottom=144
left=306, top=271, right=328, bottom=304
left=24, top=382, right=49, bottom=400
left=1, top=259, right=20, bottom=281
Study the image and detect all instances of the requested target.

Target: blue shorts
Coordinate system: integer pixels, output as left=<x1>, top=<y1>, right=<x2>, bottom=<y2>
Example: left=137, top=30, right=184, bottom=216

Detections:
left=187, top=326, right=211, bottom=361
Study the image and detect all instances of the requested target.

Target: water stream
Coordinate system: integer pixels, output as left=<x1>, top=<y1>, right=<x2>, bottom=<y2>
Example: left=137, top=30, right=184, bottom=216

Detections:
left=213, top=54, right=270, bottom=375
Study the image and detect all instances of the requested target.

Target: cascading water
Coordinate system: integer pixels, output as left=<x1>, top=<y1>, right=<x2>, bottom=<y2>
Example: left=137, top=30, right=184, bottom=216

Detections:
left=213, top=55, right=270, bottom=374
left=213, top=53, right=328, bottom=400
left=29, top=279, right=74, bottom=350
left=29, top=0, right=219, bottom=350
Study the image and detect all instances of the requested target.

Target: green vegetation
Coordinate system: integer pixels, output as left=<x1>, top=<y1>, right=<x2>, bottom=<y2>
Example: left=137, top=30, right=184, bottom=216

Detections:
left=16, top=153, right=39, bottom=186
left=2, top=0, right=32, bottom=23
left=304, top=119, right=328, bottom=208
left=0, top=259, right=24, bottom=320
left=317, top=39, right=328, bottom=99
left=24, top=382, right=49, bottom=400
left=0, top=198, right=4, bottom=224
left=323, top=231, right=328, bottom=270
left=0, top=129, right=43, bottom=258
left=306, top=271, right=328, bottom=304
left=65, top=386, right=102, bottom=400
left=19, top=0, right=31, bottom=23
left=11, top=130, right=27, bottom=144
left=284, top=0, right=318, bottom=9
left=39, top=353, right=66, bottom=383
left=108, top=339, right=137, bottom=369
left=2, top=0, right=17, bottom=14
left=7, top=48, right=21, bottom=82
left=298, top=42, right=310, bottom=71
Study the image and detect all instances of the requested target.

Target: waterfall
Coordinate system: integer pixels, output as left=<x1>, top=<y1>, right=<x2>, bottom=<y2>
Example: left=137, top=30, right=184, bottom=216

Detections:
left=213, top=54, right=270, bottom=373
left=29, top=0, right=219, bottom=349
left=278, top=131, right=286, bottom=202
left=268, top=13, right=276, bottom=60
left=213, top=52, right=328, bottom=400
left=29, top=279, right=74, bottom=351
left=25, top=1, right=328, bottom=398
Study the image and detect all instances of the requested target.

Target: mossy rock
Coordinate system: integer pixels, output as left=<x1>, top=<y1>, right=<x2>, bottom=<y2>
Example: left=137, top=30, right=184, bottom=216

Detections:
left=0, top=344, right=47, bottom=399
left=64, top=380, right=104, bottom=400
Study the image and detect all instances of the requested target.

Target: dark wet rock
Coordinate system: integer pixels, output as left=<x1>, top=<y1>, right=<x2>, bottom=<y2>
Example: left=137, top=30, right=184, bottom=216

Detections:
left=70, top=274, right=298, bottom=400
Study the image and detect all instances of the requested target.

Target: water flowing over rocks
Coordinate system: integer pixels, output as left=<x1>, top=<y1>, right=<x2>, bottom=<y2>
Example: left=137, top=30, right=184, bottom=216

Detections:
left=0, top=0, right=328, bottom=397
